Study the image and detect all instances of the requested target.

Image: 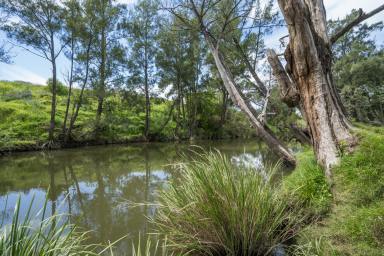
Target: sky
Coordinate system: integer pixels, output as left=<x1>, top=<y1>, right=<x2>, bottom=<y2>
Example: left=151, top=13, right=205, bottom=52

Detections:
left=0, top=0, right=383, bottom=85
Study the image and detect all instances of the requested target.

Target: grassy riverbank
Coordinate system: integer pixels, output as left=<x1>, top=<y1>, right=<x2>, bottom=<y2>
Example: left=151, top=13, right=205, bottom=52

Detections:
left=0, top=80, right=255, bottom=153
left=283, top=125, right=384, bottom=255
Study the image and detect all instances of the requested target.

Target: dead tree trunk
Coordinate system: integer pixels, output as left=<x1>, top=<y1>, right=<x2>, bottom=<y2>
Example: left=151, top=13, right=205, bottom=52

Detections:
left=204, top=34, right=296, bottom=166
left=273, top=0, right=356, bottom=175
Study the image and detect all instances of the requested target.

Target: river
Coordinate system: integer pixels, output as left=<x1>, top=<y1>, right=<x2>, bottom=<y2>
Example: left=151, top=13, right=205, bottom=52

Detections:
left=0, top=139, right=282, bottom=254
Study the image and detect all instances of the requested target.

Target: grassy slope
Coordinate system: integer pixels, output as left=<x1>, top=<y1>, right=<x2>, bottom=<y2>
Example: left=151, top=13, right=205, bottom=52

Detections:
left=283, top=125, right=384, bottom=255
left=0, top=80, right=149, bottom=149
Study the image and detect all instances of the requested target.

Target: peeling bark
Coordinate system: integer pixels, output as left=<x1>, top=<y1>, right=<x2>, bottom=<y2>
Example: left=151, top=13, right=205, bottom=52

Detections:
left=267, top=49, right=300, bottom=108
left=276, top=0, right=356, bottom=174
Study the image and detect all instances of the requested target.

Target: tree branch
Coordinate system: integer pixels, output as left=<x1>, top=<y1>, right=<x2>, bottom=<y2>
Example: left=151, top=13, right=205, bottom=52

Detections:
left=330, top=4, right=384, bottom=44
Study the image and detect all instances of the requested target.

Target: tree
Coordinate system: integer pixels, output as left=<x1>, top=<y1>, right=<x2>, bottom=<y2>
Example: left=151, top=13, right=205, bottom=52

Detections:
left=156, top=17, right=204, bottom=139
left=267, top=1, right=383, bottom=175
left=329, top=10, right=384, bottom=123
left=125, top=0, right=160, bottom=140
left=167, top=0, right=296, bottom=166
left=65, top=0, right=98, bottom=143
left=92, top=0, right=125, bottom=138
left=1, top=0, right=66, bottom=143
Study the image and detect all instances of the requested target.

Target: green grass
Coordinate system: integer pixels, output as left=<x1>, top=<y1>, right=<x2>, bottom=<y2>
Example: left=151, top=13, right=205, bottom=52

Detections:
left=153, top=151, right=304, bottom=256
left=282, top=150, right=333, bottom=218
left=287, top=127, right=384, bottom=255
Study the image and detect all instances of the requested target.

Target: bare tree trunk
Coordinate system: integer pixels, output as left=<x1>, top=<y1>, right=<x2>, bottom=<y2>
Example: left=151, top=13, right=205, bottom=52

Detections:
left=204, top=34, right=296, bottom=166
left=95, top=13, right=107, bottom=139
left=144, top=52, right=150, bottom=141
left=62, top=37, right=75, bottom=138
left=276, top=0, right=356, bottom=174
left=48, top=34, right=57, bottom=143
left=65, top=36, right=93, bottom=143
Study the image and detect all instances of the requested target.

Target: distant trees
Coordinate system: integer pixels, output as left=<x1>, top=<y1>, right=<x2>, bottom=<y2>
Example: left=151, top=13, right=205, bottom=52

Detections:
left=1, top=0, right=66, bottom=144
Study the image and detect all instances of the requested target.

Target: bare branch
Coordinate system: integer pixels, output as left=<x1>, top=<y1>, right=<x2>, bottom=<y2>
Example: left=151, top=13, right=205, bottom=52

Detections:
left=330, top=4, right=384, bottom=44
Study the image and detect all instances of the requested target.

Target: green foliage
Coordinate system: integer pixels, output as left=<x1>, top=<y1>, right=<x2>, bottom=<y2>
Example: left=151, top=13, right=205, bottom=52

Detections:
left=47, top=79, right=68, bottom=96
left=282, top=150, right=332, bottom=218
left=330, top=10, right=384, bottom=123
left=154, top=151, right=303, bottom=255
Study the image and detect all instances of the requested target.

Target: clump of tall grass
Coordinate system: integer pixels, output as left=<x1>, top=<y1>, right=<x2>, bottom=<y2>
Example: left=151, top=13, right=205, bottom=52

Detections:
left=0, top=195, right=114, bottom=256
left=153, top=151, right=303, bottom=256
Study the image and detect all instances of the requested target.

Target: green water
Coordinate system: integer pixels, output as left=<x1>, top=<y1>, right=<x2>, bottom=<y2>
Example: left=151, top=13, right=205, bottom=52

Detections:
left=0, top=139, right=280, bottom=254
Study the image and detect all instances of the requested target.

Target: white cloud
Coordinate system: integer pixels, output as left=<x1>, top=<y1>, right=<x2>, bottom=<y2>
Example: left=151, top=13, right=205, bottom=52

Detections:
left=0, top=63, right=47, bottom=85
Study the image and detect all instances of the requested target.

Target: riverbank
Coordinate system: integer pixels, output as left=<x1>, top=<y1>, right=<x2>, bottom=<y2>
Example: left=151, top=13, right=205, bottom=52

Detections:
left=283, top=125, right=384, bottom=255
left=0, top=80, right=257, bottom=154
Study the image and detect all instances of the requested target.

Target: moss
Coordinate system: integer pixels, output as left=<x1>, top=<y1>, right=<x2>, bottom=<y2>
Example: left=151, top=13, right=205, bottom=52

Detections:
left=291, top=127, right=384, bottom=255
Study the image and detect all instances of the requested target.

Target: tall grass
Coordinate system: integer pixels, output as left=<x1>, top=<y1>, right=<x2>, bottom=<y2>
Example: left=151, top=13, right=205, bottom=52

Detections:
left=0, top=195, right=113, bottom=256
left=131, top=235, right=174, bottom=256
left=153, top=151, right=303, bottom=256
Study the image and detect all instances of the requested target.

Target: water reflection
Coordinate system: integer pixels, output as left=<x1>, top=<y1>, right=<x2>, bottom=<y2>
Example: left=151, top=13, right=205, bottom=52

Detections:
left=0, top=140, right=279, bottom=255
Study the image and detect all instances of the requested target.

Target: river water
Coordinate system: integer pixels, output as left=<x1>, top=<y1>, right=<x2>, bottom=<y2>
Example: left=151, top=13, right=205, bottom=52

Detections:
left=0, top=139, right=282, bottom=254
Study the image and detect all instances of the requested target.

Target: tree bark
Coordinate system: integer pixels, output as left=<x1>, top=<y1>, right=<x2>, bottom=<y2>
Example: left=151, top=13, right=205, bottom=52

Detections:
left=62, top=37, right=75, bottom=138
left=204, top=33, right=296, bottom=166
left=48, top=33, right=57, bottom=143
left=276, top=0, right=356, bottom=174
left=65, top=36, right=93, bottom=143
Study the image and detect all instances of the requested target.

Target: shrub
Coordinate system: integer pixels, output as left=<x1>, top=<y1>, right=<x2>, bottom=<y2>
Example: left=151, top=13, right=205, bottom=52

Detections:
left=154, top=151, right=303, bottom=256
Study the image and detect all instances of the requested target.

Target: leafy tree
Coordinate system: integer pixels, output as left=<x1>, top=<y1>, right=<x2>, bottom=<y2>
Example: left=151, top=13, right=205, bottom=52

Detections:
left=156, top=17, right=205, bottom=139
left=124, top=0, right=160, bottom=140
left=91, top=0, right=125, bottom=137
left=1, top=0, right=66, bottom=143
left=330, top=10, right=384, bottom=123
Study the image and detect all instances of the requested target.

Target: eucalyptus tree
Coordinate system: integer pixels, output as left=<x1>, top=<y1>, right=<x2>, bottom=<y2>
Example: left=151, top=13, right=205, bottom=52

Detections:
left=267, top=1, right=383, bottom=175
left=0, top=12, right=10, bottom=63
left=125, top=0, right=160, bottom=140
left=63, top=0, right=98, bottom=143
left=0, top=0, right=66, bottom=144
left=156, top=17, right=204, bottom=139
left=167, top=0, right=297, bottom=166
left=169, top=0, right=384, bottom=172
left=61, top=0, right=81, bottom=138
left=92, top=0, right=125, bottom=137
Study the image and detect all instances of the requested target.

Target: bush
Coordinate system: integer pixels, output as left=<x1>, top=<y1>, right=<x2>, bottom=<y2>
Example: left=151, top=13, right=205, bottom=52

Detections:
left=153, top=151, right=303, bottom=256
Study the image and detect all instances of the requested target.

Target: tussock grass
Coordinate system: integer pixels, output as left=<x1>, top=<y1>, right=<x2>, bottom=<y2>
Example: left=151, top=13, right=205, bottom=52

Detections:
left=153, top=151, right=304, bottom=256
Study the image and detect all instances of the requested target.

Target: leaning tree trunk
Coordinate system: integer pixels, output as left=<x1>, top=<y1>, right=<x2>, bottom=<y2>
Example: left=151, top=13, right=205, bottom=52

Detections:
left=275, top=0, right=356, bottom=175
left=204, top=33, right=296, bottom=167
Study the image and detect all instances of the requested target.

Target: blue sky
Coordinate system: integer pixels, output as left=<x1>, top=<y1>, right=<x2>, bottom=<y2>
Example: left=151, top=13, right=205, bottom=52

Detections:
left=0, top=0, right=383, bottom=85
